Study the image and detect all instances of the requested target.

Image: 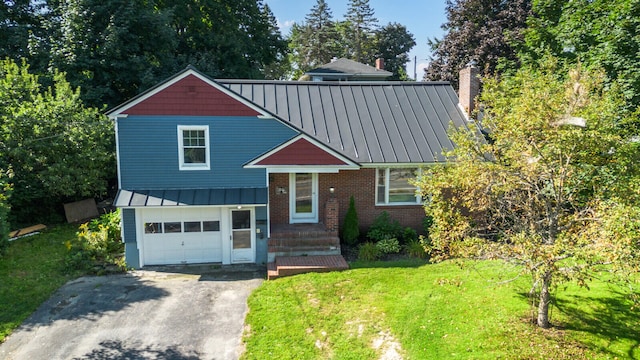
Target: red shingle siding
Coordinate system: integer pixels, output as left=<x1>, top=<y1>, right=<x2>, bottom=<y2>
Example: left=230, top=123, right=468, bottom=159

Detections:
left=269, top=169, right=426, bottom=236
left=256, top=138, right=348, bottom=165
left=126, top=75, right=260, bottom=116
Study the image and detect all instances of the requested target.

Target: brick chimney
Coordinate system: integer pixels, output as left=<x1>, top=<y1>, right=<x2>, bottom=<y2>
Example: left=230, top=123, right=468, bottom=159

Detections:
left=459, top=63, right=480, bottom=118
left=375, top=58, right=384, bottom=70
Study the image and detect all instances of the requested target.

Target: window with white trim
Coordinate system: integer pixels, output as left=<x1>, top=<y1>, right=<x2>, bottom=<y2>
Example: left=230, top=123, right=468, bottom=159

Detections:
left=178, top=125, right=210, bottom=170
left=376, top=168, right=421, bottom=205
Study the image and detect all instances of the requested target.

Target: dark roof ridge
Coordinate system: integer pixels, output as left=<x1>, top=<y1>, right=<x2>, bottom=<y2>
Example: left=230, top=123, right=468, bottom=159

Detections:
left=217, top=79, right=451, bottom=86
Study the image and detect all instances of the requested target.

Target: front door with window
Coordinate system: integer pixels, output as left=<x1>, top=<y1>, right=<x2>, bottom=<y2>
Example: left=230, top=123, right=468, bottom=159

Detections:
left=289, top=173, right=318, bottom=223
left=231, top=209, right=254, bottom=263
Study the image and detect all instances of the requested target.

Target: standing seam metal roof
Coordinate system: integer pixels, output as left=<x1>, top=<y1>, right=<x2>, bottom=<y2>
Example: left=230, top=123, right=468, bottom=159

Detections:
left=220, top=80, right=469, bottom=164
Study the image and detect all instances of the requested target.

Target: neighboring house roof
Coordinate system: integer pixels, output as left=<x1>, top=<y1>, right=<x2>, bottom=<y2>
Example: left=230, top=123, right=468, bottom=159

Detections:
left=220, top=80, right=469, bottom=164
left=305, top=58, right=392, bottom=80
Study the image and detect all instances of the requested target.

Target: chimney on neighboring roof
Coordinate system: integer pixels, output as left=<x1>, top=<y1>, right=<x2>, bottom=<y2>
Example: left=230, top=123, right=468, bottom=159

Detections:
left=375, top=58, right=384, bottom=70
left=459, top=61, right=480, bottom=119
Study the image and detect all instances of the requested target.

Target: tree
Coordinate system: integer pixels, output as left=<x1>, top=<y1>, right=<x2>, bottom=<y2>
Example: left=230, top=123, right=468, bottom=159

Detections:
left=49, top=0, right=177, bottom=109
left=415, top=60, right=640, bottom=328
left=424, top=0, right=531, bottom=88
left=0, top=59, right=115, bottom=225
left=159, top=0, right=287, bottom=81
left=372, top=23, right=416, bottom=80
left=288, top=0, right=341, bottom=78
left=344, top=0, right=378, bottom=63
left=521, top=0, right=640, bottom=113
left=342, top=196, right=360, bottom=245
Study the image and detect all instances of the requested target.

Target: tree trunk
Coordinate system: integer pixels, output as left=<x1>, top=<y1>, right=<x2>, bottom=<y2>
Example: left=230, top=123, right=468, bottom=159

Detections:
left=537, top=271, right=552, bottom=328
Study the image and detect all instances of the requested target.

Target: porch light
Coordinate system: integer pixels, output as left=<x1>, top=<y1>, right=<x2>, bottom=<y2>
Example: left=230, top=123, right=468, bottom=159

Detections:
left=329, top=187, right=335, bottom=194
left=237, top=205, right=242, bottom=209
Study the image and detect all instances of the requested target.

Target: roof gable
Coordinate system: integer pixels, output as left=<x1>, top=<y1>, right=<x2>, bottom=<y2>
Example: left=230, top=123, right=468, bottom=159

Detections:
left=106, top=68, right=267, bottom=117
left=256, top=137, right=348, bottom=166
left=246, top=135, right=358, bottom=169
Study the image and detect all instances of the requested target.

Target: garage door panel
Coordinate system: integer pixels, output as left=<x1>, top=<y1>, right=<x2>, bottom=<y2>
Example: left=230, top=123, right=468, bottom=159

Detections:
left=141, top=208, right=223, bottom=265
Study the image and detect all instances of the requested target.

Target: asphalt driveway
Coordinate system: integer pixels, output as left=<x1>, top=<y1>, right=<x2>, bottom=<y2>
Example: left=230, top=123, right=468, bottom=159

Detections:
left=0, top=265, right=264, bottom=360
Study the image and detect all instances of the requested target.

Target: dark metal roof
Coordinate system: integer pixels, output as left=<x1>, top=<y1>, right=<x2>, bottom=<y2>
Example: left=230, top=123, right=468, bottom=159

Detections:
left=219, top=80, right=470, bottom=164
left=305, top=58, right=392, bottom=78
left=114, top=188, right=268, bottom=207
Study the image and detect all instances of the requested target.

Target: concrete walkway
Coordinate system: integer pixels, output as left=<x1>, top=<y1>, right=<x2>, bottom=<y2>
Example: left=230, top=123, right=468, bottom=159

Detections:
left=0, top=264, right=264, bottom=360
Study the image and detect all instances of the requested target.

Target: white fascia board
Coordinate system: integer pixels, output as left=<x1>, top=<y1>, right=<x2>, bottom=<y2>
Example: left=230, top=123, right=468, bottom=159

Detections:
left=244, top=134, right=360, bottom=168
left=260, top=166, right=358, bottom=173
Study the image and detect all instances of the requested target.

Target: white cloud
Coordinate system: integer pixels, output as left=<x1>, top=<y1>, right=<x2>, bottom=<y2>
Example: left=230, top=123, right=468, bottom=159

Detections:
left=276, top=18, right=296, bottom=33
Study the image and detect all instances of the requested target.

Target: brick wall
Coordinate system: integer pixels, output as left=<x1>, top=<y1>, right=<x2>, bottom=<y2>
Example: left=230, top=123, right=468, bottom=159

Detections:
left=269, top=169, right=427, bottom=236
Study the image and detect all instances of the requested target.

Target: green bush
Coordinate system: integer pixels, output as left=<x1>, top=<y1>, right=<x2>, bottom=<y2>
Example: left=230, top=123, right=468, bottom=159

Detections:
left=358, top=242, right=381, bottom=261
left=405, top=239, right=427, bottom=259
left=376, top=238, right=401, bottom=254
left=0, top=174, right=12, bottom=256
left=342, top=196, right=360, bottom=245
left=367, top=211, right=403, bottom=242
left=402, top=227, right=418, bottom=243
left=65, top=210, right=125, bottom=274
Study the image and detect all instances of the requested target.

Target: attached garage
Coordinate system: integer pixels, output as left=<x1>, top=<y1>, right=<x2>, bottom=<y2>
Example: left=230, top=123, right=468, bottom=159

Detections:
left=140, top=207, right=223, bottom=265
left=115, top=188, right=267, bottom=267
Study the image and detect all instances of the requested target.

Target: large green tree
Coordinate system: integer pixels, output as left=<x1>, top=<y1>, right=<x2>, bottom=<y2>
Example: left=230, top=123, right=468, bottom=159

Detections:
left=416, top=60, right=640, bottom=328
left=344, top=0, right=378, bottom=63
left=288, top=0, right=341, bottom=78
left=372, top=23, right=416, bottom=80
left=425, top=0, right=531, bottom=87
left=521, top=0, right=640, bottom=112
left=0, top=59, right=115, bottom=225
left=159, top=0, right=287, bottom=80
left=49, top=0, right=177, bottom=109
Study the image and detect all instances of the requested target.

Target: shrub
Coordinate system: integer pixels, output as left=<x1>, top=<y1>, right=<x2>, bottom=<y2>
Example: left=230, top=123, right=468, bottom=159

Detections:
left=405, top=239, right=427, bottom=259
left=342, top=196, right=360, bottom=245
left=0, top=174, right=12, bottom=256
left=402, top=227, right=418, bottom=243
left=65, top=210, right=126, bottom=274
left=376, top=238, right=401, bottom=254
left=367, top=211, right=402, bottom=242
left=358, top=242, right=381, bottom=261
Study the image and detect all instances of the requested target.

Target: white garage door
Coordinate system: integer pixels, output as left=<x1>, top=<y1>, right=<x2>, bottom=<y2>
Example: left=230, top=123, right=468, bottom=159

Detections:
left=140, top=207, right=223, bottom=265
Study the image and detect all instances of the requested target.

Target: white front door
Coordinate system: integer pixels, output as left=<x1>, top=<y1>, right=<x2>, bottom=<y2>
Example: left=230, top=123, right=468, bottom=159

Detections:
left=230, top=208, right=254, bottom=263
left=290, top=173, right=318, bottom=223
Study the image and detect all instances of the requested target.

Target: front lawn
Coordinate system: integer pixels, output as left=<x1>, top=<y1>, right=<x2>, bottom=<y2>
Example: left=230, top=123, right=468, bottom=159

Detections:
left=0, top=225, right=82, bottom=342
left=243, top=260, right=639, bottom=359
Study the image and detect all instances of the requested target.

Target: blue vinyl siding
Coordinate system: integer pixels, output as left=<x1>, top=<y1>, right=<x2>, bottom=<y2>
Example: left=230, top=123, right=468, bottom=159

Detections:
left=118, top=116, right=297, bottom=190
left=255, top=206, right=268, bottom=264
left=122, top=209, right=140, bottom=268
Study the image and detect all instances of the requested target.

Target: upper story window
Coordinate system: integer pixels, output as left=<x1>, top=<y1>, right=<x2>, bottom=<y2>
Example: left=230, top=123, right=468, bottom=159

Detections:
left=376, top=168, right=421, bottom=205
left=178, top=125, right=210, bottom=170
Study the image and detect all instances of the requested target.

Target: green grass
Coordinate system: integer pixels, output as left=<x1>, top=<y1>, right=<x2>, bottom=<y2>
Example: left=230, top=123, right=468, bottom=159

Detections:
left=0, top=224, right=82, bottom=342
left=243, top=260, right=639, bottom=359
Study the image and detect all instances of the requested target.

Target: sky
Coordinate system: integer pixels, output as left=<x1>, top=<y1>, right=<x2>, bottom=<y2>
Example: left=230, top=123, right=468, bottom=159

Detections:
left=263, top=0, right=448, bottom=80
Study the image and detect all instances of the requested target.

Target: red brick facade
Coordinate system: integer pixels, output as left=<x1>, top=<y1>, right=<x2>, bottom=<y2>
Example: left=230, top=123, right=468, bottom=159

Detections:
left=268, top=169, right=427, bottom=237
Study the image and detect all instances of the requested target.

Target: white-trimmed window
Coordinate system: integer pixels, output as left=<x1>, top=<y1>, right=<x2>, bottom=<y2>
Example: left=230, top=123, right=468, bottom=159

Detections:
left=178, top=125, right=210, bottom=170
left=376, top=168, right=421, bottom=205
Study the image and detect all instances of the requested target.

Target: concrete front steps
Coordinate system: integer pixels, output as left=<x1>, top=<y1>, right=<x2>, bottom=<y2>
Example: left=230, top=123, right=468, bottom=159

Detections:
left=267, top=255, right=349, bottom=280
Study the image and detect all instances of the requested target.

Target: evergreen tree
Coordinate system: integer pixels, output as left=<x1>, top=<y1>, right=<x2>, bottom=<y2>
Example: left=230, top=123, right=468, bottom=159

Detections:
left=345, top=0, right=378, bottom=63
left=342, top=196, right=360, bottom=245
left=288, top=0, right=340, bottom=77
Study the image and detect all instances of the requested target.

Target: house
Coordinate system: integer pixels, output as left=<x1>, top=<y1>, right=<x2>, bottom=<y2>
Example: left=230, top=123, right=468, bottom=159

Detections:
left=302, top=57, right=392, bottom=81
left=108, top=65, right=474, bottom=270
